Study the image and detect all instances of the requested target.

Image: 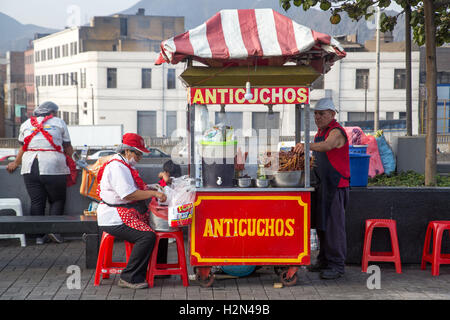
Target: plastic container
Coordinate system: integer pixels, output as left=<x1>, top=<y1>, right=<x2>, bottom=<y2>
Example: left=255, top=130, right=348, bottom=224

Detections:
left=149, top=199, right=176, bottom=232
left=220, top=265, right=256, bottom=277
left=349, top=145, right=368, bottom=154
left=349, top=153, right=371, bottom=187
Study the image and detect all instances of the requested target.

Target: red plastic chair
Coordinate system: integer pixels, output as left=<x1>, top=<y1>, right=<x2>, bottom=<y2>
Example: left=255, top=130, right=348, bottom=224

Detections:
left=146, top=229, right=189, bottom=287
left=94, top=232, right=134, bottom=286
left=421, top=221, right=450, bottom=276
left=362, top=219, right=402, bottom=273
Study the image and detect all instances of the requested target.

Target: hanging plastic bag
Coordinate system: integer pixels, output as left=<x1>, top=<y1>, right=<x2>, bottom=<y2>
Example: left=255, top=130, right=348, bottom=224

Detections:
left=166, top=176, right=196, bottom=227
left=376, top=133, right=396, bottom=175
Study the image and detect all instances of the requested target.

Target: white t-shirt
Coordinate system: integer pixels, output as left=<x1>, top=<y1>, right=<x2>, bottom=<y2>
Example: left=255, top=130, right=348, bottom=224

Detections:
left=18, top=116, right=71, bottom=175
left=96, top=154, right=140, bottom=226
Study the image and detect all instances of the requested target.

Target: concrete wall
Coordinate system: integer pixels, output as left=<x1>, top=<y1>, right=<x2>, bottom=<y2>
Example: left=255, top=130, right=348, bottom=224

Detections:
left=0, top=164, right=187, bottom=216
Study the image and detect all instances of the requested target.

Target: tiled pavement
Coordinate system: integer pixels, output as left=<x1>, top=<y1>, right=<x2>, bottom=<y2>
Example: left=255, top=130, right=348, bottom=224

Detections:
left=1, top=237, right=450, bottom=301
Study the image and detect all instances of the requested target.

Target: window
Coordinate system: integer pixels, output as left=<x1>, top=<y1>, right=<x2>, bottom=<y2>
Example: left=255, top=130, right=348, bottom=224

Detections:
left=142, top=68, right=152, bottom=88
left=48, top=74, right=53, bottom=86
left=35, top=51, right=40, bottom=62
left=80, top=69, right=86, bottom=88
left=41, top=75, right=46, bottom=86
left=386, top=112, right=394, bottom=120
left=71, top=72, right=78, bottom=85
left=137, top=111, right=157, bottom=137
left=41, top=49, right=46, bottom=61
left=35, top=76, right=40, bottom=86
left=166, top=111, right=177, bottom=137
left=54, top=46, right=60, bottom=59
left=215, top=112, right=243, bottom=130
left=62, top=44, right=69, bottom=57
left=399, top=112, right=406, bottom=120
left=63, top=111, right=69, bottom=124
left=47, top=48, right=53, bottom=60
left=120, top=18, right=128, bottom=36
left=347, top=112, right=374, bottom=121
left=252, top=112, right=280, bottom=131
left=355, top=69, right=369, bottom=89
left=107, top=68, right=117, bottom=88
left=394, top=69, right=406, bottom=89
left=55, top=74, right=60, bottom=86
left=63, top=73, right=69, bottom=86
left=438, top=72, right=450, bottom=84
left=167, top=69, right=176, bottom=89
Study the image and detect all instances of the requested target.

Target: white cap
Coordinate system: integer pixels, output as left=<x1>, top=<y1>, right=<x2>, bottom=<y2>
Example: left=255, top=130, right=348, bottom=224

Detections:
left=314, top=98, right=338, bottom=113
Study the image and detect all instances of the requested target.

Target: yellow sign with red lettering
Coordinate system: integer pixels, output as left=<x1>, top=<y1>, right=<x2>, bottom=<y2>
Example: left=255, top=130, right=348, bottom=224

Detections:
left=188, top=87, right=309, bottom=105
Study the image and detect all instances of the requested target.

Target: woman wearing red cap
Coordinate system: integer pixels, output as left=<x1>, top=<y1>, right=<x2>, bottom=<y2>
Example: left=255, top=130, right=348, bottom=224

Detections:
left=96, top=133, right=167, bottom=289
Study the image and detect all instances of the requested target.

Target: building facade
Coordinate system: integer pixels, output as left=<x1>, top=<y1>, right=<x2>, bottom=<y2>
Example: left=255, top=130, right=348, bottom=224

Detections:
left=33, top=16, right=421, bottom=140
left=5, top=51, right=26, bottom=137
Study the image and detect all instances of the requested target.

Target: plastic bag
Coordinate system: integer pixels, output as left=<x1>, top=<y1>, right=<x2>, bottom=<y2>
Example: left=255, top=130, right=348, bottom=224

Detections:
left=164, top=176, right=196, bottom=227
left=344, top=127, right=384, bottom=177
left=376, top=135, right=396, bottom=175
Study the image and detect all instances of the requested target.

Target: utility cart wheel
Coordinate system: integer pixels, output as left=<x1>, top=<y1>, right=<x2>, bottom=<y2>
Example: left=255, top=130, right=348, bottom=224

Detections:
left=280, top=270, right=298, bottom=287
left=195, top=267, right=215, bottom=288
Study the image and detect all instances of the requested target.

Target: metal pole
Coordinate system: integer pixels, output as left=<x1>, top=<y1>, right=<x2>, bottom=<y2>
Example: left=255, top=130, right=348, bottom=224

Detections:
left=304, top=103, right=310, bottom=188
left=405, top=5, right=412, bottom=136
left=295, top=104, right=301, bottom=144
left=91, top=85, right=94, bottom=125
left=12, top=88, right=16, bottom=137
left=188, top=103, right=195, bottom=179
left=75, top=80, right=79, bottom=125
left=364, top=76, right=368, bottom=121
left=374, top=6, right=381, bottom=132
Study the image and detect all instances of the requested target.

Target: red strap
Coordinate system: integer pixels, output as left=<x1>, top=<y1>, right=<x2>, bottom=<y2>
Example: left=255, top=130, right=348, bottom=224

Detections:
left=23, top=115, right=62, bottom=153
left=96, top=158, right=147, bottom=198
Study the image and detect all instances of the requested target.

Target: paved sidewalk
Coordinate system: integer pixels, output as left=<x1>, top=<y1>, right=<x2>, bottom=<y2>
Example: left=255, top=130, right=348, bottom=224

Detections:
left=0, top=238, right=449, bottom=301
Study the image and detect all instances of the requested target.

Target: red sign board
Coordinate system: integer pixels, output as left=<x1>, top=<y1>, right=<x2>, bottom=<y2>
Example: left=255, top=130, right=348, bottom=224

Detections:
left=188, top=87, right=309, bottom=105
left=190, top=191, right=311, bottom=266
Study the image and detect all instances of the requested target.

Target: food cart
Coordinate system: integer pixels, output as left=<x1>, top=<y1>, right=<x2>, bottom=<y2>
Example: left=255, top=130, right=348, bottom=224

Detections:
left=155, top=8, right=346, bottom=287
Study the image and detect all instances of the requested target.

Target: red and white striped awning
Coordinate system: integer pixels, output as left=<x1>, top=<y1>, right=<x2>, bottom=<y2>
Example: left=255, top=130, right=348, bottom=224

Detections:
left=155, top=8, right=346, bottom=73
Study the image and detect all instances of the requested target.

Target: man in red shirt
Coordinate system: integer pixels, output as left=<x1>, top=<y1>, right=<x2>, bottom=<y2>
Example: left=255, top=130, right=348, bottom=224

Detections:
left=294, top=98, right=350, bottom=280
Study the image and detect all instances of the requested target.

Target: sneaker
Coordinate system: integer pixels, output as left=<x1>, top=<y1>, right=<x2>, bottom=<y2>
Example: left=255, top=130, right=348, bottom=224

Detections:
left=320, top=268, right=344, bottom=280
left=118, top=278, right=148, bottom=289
left=47, top=233, right=64, bottom=244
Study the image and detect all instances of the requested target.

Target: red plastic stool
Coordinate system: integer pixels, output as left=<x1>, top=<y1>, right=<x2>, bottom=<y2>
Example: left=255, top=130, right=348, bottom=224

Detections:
left=94, top=232, right=134, bottom=286
left=421, top=221, right=450, bottom=276
left=362, top=219, right=402, bottom=273
left=146, top=229, right=189, bottom=287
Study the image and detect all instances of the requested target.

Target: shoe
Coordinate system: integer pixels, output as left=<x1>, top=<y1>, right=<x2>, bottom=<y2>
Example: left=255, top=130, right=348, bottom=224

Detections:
left=307, top=261, right=327, bottom=272
left=320, top=268, right=344, bottom=280
left=118, top=278, right=148, bottom=289
left=47, top=233, right=64, bottom=244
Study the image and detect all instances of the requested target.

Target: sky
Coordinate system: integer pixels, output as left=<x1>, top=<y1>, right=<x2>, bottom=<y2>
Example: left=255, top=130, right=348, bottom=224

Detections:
left=0, top=0, right=402, bottom=29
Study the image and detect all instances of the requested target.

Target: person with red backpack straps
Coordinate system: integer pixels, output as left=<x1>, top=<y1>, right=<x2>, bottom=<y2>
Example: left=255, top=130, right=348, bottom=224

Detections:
left=293, top=98, right=350, bottom=280
left=96, top=133, right=167, bottom=289
left=6, top=101, right=75, bottom=245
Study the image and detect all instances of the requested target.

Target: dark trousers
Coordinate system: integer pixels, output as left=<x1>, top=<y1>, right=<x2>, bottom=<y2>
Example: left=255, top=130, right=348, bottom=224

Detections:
left=23, top=159, right=67, bottom=238
left=100, top=224, right=156, bottom=284
left=316, top=187, right=349, bottom=273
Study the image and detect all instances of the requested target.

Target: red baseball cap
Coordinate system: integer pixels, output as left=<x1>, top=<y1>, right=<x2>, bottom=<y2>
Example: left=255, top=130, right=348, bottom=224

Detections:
left=122, top=133, right=150, bottom=154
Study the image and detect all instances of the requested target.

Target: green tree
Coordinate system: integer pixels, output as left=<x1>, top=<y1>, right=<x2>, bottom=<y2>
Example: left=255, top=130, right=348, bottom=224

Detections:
left=280, top=0, right=449, bottom=186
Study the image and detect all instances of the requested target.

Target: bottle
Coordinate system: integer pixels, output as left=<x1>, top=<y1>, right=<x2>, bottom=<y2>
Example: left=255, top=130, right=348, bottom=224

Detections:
left=81, top=144, right=89, bottom=160
left=257, top=164, right=266, bottom=180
